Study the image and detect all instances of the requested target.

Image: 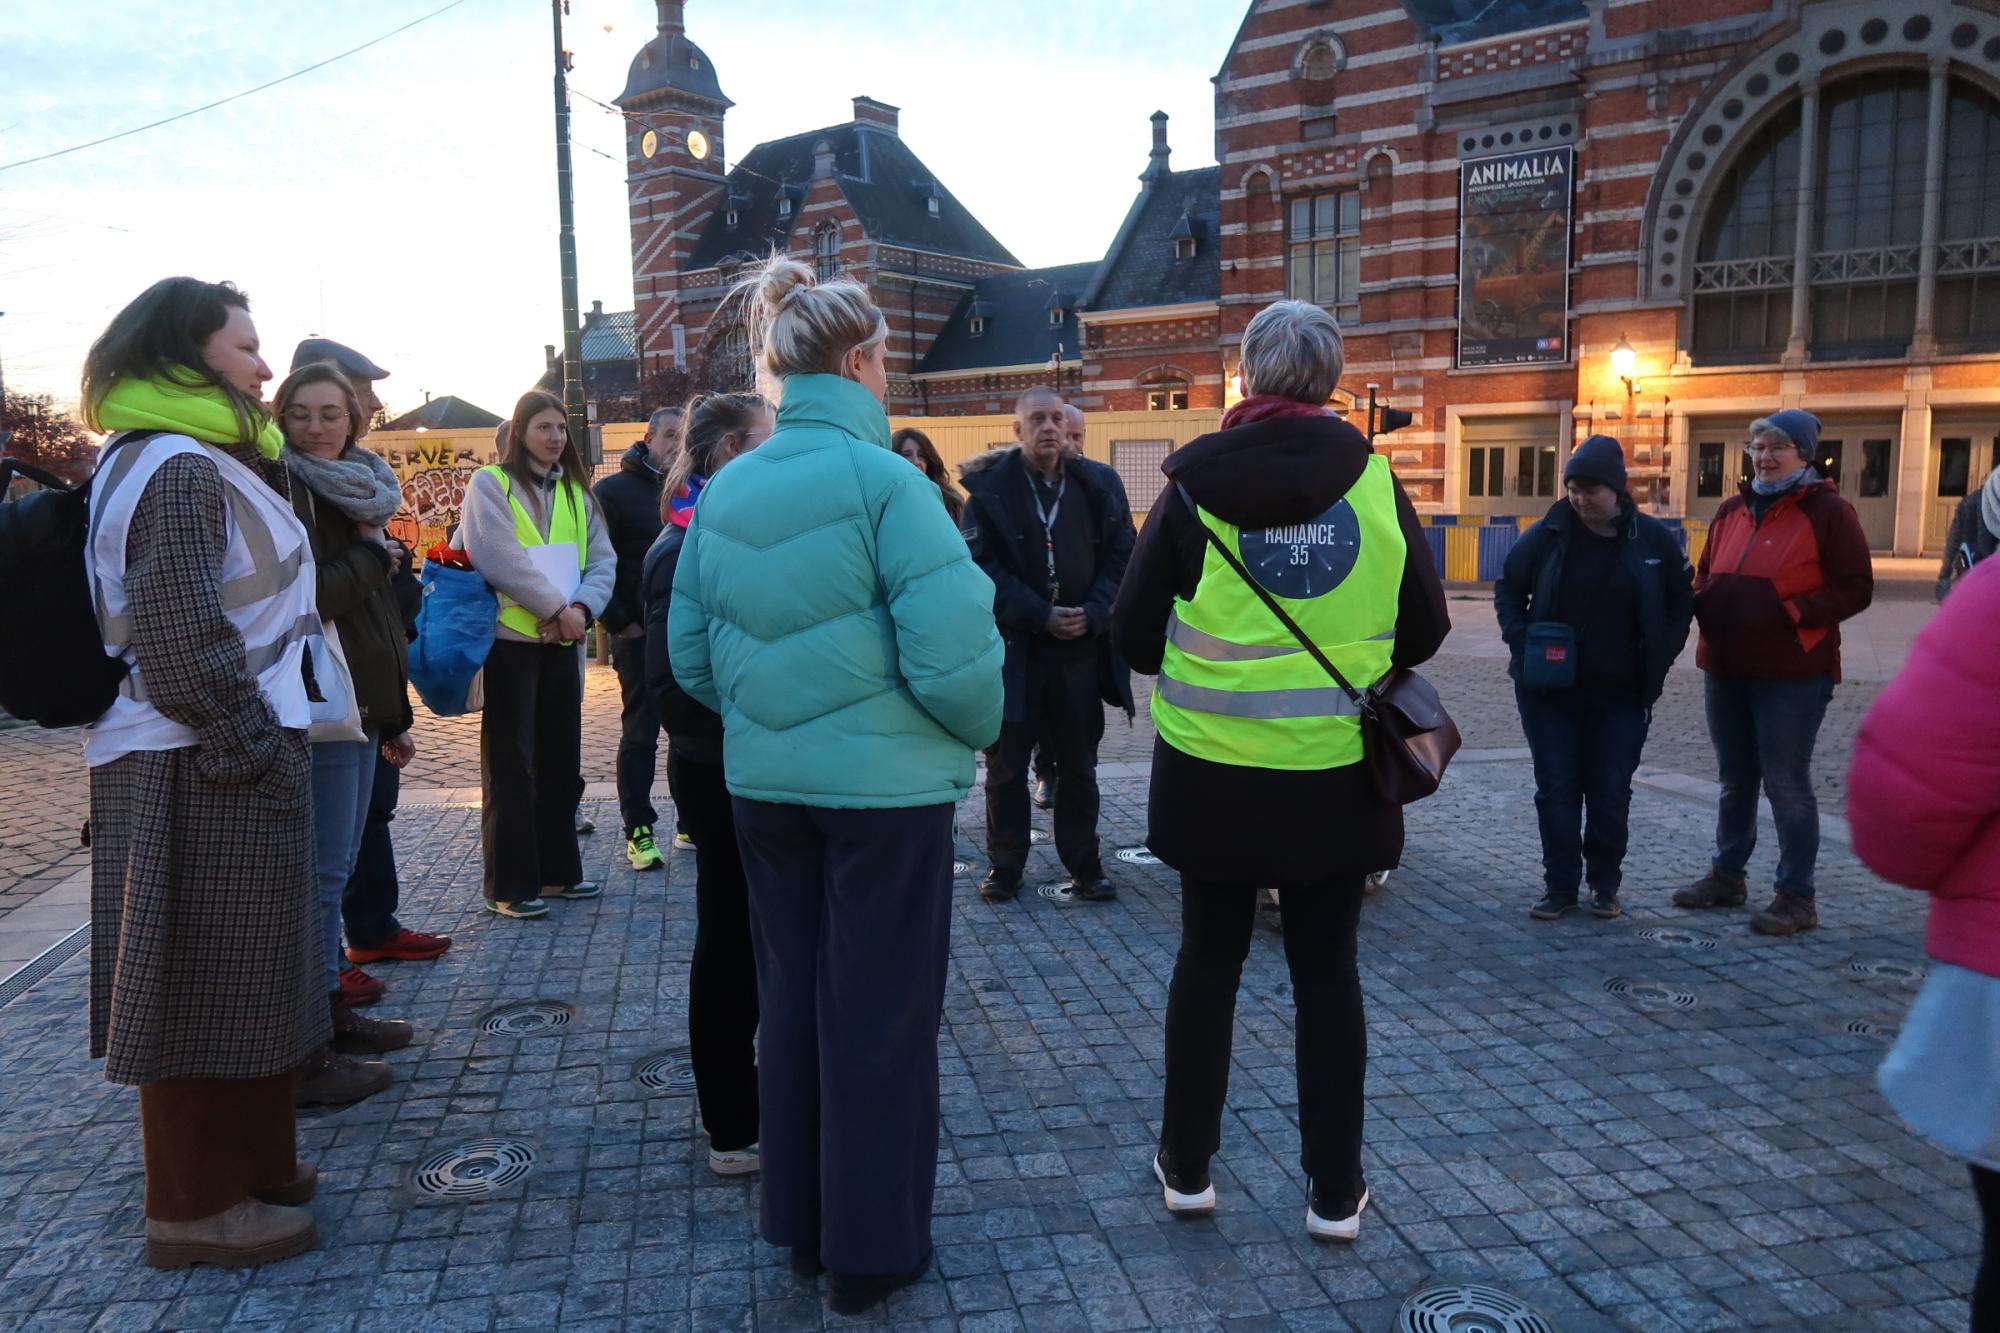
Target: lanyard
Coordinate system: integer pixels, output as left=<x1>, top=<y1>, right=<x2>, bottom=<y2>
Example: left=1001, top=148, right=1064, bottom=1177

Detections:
left=1031, top=472, right=1066, bottom=600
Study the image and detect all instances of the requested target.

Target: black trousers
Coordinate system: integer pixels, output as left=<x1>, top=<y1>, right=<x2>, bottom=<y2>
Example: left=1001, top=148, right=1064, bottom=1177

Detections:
left=732, top=797, right=953, bottom=1277
left=1975, top=1164, right=1999, bottom=1333
left=1161, top=875, right=1367, bottom=1197
left=985, top=654, right=1103, bottom=882
left=342, top=749, right=403, bottom=949
left=610, top=635, right=661, bottom=837
left=479, top=640, right=584, bottom=903
left=670, top=750, right=758, bottom=1152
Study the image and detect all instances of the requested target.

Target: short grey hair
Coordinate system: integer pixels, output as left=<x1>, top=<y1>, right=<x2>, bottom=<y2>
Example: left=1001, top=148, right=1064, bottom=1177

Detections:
left=1239, top=300, right=1345, bottom=405
left=1747, top=417, right=1797, bottom=451
left=647, top=406, right=681, bottom=433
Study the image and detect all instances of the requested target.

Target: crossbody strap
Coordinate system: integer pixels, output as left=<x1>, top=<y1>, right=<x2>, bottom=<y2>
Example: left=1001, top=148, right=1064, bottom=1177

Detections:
left=1172, top=482, right=1369, bottom=712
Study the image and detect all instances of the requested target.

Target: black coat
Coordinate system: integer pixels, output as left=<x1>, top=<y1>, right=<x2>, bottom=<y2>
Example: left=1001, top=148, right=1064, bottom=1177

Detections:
left=1111, top=414, right=1450, bottom=887
left=1937, top=491, right=2000, bottom=601
left=290, top=485, right=414, bottom=739
left=640, top=521, right=723, bottom=765
left=960, top=448, right=1136, bottom=724
left=591, top=441, right=666, bottom=635
left=1493, top=497, right=1694, bottom=706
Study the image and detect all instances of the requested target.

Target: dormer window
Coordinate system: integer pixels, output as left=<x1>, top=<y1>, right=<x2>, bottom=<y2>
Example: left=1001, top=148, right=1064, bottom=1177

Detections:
left=778, top=196, right=792, bottom=219
left=1175, top=236, right=1195, bottom=260
left=928, top=194, right=941, bottom=217
left=969, top=316, right=985, bottom=338
left=1048, top=308, right=1063, bottom=327
left=726, top=208, right=739, bottom=227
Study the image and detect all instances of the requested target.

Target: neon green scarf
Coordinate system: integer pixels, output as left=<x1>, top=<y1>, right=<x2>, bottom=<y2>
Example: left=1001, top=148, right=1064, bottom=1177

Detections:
left=95, top=370, right=284, bottom=460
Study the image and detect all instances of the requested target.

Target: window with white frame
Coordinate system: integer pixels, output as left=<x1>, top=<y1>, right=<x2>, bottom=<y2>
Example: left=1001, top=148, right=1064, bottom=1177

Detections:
left=1286, top=190, right=1360, bottom=323
left=1144, top=380, right=1189, bottom=411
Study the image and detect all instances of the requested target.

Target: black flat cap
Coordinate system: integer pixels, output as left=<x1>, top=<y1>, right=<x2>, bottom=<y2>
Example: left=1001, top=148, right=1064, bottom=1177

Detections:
left=291, top=337, right=389, bottom=379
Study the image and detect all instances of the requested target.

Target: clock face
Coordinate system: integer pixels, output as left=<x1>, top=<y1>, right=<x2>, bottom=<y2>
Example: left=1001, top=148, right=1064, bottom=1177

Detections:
left=687, top=130, right=710, bottom=161
left=1236, top=499, right=1362, bottom=600
left=640, top=130, right=658, bottom=160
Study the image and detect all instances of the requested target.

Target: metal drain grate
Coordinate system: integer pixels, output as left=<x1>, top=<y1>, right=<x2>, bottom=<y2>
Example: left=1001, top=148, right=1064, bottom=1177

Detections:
left=1604, top=977, right=1697, bottom=1009
left=632, top=1049, right=697, bottom=1095
left=1396, top=1283, right=1556, bottom=1333
left=0, top=923, right=90, bottom=1010
left=411, top=1139, right=536, bottom=1198
left=1638, top=926, right=1715, bottom=950
left=1847, top=960, right=1927, bottom=984
left=1028, top=828, right=1049, bottom=844
left=1845, top=1019, right=1899, bottom=1043
left=479, top=1000, right=576, bottom=1037
left=1113, top=847, right=1161, bottom=866
left=1036, top=882, right=1075, bottom=906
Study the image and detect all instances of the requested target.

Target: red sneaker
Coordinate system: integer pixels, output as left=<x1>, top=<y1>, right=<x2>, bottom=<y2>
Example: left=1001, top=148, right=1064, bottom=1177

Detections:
left=345, top=929, right=453, bottom=964
left=338, top=966, right=386, bottom=1006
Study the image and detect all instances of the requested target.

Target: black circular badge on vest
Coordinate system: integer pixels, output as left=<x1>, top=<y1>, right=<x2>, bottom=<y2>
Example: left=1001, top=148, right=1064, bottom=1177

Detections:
left=1236, top=501, right=1362, bottom=599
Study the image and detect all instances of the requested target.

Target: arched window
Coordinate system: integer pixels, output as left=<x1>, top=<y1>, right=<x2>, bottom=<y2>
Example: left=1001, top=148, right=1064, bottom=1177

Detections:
left=1691, top=104, right=1801, bottom=361
left=813, top=223, right=840, bottom=282
left=1301, top=40, right=1339, bottom=83
left=1810, top=72, right=1928, bottom=358
left=1936, top=82, right=2000, bottom=349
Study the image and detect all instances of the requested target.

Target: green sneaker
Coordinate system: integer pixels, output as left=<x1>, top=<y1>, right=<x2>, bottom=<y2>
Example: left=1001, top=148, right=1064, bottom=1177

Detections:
left=673, top=825, right=696, bottom=851
left=627, top=826, right=663, bottom=871
left=548, top=881, right=602, bottom=900
left=485, top=897, right=548, bottom=919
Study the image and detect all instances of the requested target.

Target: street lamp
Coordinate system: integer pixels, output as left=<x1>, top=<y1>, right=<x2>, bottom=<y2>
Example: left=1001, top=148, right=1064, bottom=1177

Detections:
left=1609, top=333, right=1638, bottom=396
left=550, top=1, right=588, bottom=461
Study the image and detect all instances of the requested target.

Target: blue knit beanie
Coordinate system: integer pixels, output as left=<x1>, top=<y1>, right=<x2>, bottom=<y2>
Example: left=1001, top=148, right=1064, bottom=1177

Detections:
left=1564, top=434, right=1627, bottom=492
left=1762, top=409, right=1821, bottom=458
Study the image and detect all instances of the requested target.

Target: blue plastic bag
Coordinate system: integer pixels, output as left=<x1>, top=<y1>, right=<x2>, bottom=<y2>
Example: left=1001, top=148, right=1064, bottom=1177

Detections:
left=407, top=561, right=498, bottom=717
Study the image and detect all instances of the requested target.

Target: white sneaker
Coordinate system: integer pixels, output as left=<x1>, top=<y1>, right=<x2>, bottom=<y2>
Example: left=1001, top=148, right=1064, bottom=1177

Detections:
left=1153, top=1151, right=1215, bottom=1215
left=1306, top=1186, right=1369, bottom=1241
left=1365, top=871, right=1389, bottom=894
left=709, top=1144, right=760, bottom=1177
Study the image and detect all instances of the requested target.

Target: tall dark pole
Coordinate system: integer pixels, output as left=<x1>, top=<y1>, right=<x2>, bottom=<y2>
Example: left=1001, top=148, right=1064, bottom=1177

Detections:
left=550, top=0, right=588, bottom=461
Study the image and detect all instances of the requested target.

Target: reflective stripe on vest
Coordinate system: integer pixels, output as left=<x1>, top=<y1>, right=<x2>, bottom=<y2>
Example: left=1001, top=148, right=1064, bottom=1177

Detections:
left=481, top=465, right=588, bottom=640
left=1152, top=455, right=1405, bottom=772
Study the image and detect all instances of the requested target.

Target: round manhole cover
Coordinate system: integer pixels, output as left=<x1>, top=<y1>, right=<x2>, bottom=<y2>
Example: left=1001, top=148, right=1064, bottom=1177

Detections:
left=480, top=1000, right=575, bottom=1037
left=1113, top=846, right=1161, bottom=866
left=1028, top=828, right=1050, bottom=845
left=1604, top=977, right=1696, bottom=1009
left=411, top=1139, right=536, bottom=1198
left=1639, top=926, right=1715, bottom=950
left=1396, top=1283, right=1555, bottom=1333
left=1845, top=1019, right=1899, bottom=1043
left=632, top=1049, right=697, bottom=1095
left=952, top=860, right=972, bottom=876
left=1847, top=960, right=1927, bottom=984
left=1036, top=882, right=1075, bottom=906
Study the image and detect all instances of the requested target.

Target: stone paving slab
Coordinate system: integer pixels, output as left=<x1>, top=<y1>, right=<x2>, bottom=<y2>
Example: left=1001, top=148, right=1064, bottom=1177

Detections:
left=0, top=753, right=1974, bottom=1331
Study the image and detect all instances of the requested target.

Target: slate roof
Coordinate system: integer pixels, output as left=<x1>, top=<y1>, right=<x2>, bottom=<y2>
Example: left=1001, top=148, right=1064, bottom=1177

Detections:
left=1081, top=166, right=1221, bottom=313
left=684, top=122, right=1019, bottom=272
left=379, top=396, right=503, bottom=433
left=580, top=306, right=637, bottom=364
left=1400, top=0, right=1586, bottom=45
left=919, top=261, right=1100, bottom=375
left=616, top=27, right=730, bottom=107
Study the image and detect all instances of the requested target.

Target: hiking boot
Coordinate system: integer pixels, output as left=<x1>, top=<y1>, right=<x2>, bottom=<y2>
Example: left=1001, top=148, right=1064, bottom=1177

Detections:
left=708, top=1143, right=760, bottom=1177
left=345, top=928, right=451, bottom=964
left=1749, top=890, right=1818, bottom=937
left=337, top=966, right=385, bottom=1006
left=627, top=826, right=663, bottom=871
left=548, top=881, right=602, bottom=900
left=252, top=1160, right=317, bottom=1207
left=575, top=814, right=596, bottom=835
left=1673, top=869, right=1748, bottom=910
left=827, top=1245, right=933, bottom=1316
left=145, top=1198, right=316, bottom=1270
left=1033, top=776, right=1057, bottom=810
left=1306, top=1180, right=1370, bottom=1242
left=1529, top=893, right=1577, bottom=921
left=1587, top=888, right=1622, bottom=919
left=485, top=897, right=548, bottom=919
left=979, top=872, right=1020, bottom=904
left=1071, top=876, right=1116, bottom=903
left=673, top=825, right=696, bottom=851
left=1153, top=1149, right=1215, bottom=1215
left=330, top=997, right=413, bottom=1055
left=293, top=1046, right=392, bottom=1107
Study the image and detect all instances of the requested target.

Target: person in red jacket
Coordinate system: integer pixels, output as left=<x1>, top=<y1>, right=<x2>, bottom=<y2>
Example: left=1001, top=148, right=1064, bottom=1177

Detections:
left=1848, top=557, right=2000, bottom=1332
left=1674, top=410, right=1872, bottom=935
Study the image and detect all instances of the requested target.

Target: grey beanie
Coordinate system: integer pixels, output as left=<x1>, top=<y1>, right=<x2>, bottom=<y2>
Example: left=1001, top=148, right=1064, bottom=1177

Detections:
left=1760, top=409, right=1822, bottom=457
left=1564, top=434, right=1627, bottom=492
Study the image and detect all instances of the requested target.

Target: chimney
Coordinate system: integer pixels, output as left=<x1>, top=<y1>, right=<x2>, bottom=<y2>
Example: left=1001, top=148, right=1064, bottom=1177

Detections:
left=656, top=0, right=684, bottom=36
left=852, top=96, right=900, bottom=136
left=1143, top=110, right=1171, bottom=183
left=813, top=139, right=837, bottom=180
left=590, top=299, right=603, bottom=317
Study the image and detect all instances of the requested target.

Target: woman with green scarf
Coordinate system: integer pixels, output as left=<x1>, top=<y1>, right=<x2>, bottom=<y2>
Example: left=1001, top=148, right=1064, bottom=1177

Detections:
left=80, top=277, right=327, bottom=1269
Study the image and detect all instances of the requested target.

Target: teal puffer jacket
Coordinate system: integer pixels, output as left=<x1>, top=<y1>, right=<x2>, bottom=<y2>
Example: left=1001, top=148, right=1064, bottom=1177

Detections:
left=667, top=374, right=1004, bottom=808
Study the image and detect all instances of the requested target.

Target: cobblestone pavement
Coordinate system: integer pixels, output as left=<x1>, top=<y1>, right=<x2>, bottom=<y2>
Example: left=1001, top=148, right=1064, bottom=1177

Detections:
left=0, top=734, right=1976, bottom=1330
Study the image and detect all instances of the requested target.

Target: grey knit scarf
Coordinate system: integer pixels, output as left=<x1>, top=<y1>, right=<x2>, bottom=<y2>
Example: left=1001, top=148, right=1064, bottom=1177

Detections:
left=282, top=442, right=404, bottom=526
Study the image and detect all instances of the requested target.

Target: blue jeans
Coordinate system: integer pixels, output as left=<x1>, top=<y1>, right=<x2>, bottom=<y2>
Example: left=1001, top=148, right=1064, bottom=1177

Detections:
left=310, top=736, right=377, bottom=991
left=342, top=749, right=403, bottom=949
left=1515, top=686, right=1651, bottom=899
left=1704, top=673, right=1833, bottom=896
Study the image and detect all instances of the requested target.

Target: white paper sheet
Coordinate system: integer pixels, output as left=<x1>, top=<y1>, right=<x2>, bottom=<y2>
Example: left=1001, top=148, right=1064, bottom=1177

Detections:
left=527, top=541, right=581, bottom=603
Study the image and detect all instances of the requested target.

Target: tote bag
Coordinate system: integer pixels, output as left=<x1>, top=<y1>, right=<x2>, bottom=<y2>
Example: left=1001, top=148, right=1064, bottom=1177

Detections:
left=306, top=621, right=367, bottom=744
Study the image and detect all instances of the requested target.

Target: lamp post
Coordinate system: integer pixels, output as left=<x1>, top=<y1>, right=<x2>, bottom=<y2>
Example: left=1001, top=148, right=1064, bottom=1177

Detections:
left=550, top=1, right=588, bottom=461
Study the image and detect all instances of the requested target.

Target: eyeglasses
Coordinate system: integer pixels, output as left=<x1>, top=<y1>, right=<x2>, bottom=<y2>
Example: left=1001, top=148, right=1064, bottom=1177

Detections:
left=1743, top=441, right=1799, bottom=456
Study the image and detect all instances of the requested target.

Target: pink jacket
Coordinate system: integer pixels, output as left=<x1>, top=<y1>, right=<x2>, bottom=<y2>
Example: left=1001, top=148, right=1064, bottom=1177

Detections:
left=1848, top=559, right=2000, bottom=977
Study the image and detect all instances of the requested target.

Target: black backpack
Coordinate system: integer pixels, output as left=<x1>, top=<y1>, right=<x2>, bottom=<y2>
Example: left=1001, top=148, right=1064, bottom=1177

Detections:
left=0, top=431, right=158, bottom=727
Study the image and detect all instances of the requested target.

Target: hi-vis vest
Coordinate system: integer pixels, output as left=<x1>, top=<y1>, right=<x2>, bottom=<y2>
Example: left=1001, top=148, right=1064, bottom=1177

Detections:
left=1153, top=455, right=1405, bottom=771
left=84, top=433, right=318, bottom=768
left=480, top=465, right=588, bottom=641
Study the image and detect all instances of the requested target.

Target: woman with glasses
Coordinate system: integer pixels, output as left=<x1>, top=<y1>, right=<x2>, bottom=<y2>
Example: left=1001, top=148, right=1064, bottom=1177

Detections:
left=1676, top=410, right=1872, bottom=935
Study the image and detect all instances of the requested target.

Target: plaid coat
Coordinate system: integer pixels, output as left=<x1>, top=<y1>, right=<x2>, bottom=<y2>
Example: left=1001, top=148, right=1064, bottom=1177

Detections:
left=88, top=446, right=328, bottom=1084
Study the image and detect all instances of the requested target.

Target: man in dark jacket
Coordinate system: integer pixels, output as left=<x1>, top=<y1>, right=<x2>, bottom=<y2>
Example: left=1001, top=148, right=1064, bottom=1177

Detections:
left=962, top=388, right=1135, bottom=904
left=1495, top=435, right=1695, bottom=921
left=592, top=406, right=679, bottom=870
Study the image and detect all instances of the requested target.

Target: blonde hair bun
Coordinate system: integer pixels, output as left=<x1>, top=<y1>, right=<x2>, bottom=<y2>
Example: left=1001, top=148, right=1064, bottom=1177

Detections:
left=756, top=257, right=815, bottom=316
left=731, top=251, right=888, bottom=382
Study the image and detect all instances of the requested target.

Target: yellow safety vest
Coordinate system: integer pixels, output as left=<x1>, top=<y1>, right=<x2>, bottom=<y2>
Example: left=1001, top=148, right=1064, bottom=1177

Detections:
left=481, top=464, right=588, bottom=642
left=1153, top=455, right=1405, bottom=771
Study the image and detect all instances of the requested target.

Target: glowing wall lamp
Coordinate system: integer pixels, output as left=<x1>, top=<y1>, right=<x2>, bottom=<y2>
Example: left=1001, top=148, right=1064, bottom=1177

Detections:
left=1609, top=333, right=1638, bottom=396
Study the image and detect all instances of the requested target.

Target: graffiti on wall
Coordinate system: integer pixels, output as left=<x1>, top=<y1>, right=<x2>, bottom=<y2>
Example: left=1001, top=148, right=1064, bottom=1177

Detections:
left=377, top=437, right=495, bottom=557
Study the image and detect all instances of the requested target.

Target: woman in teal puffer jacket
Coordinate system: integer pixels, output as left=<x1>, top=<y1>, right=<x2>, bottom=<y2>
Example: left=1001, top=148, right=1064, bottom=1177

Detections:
left=668, top=255, right=1003, bottom=1315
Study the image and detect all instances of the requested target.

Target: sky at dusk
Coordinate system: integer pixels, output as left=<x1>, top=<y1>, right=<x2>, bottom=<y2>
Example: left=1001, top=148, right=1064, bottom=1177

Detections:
left=0, top=0, right=1248, bottom=422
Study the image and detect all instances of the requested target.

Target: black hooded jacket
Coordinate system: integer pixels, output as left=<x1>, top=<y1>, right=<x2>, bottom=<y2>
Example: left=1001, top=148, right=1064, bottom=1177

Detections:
left=1111, top=413, right=1450, bottom=887
left=591, top=441, right=666, bottom=635
left=640, top=521, right=722, bottom=765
